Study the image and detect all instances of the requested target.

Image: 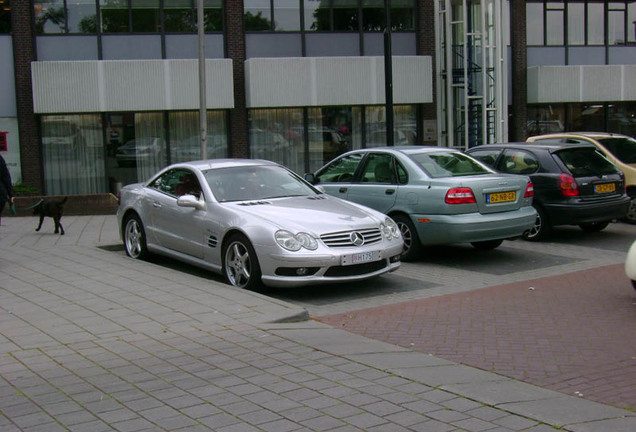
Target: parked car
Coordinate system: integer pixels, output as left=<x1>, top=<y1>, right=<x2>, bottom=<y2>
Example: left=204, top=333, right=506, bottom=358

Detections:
left=170, top=135, right=228, bottom=162
left=117, top=159, right=403, bottom=290
left=305, top=146, right=536, bottom=261
left=467, top=142, right=630, bottom=241
left=526, top=132, right=636, bottom=224
left=115, top=137, right=165, bottom=167
left=626, top=239, right=636, bottom=290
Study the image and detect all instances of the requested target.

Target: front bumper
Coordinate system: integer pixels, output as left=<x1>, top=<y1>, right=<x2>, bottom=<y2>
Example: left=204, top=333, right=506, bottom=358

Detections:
left=258, top=242, right=403, bottom=288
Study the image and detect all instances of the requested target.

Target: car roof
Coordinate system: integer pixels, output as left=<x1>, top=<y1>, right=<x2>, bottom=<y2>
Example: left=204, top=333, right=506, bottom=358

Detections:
left=170, top=159, right=279, bottom=171
left=468, top=142, right=598, bottom=152
left=529, top=132, right=631, bottom=140
left=349, top=145, right=460, bottom=154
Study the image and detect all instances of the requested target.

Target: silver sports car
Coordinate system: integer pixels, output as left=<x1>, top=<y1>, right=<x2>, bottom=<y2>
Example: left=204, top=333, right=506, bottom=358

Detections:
left=117, top=159, right=403, bottom=289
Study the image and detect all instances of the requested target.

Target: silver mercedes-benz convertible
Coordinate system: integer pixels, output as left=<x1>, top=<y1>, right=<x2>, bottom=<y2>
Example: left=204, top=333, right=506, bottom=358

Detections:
left=117, top=159, right=403, bottom=289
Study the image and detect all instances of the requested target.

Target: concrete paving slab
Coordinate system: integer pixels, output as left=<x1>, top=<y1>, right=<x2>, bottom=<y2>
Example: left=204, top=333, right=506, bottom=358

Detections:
left=499, top=396, right=636, bottom=428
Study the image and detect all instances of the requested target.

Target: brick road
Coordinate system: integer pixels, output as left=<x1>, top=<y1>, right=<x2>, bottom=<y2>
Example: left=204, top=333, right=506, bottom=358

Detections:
left=317, top=264, right=636, bottom=410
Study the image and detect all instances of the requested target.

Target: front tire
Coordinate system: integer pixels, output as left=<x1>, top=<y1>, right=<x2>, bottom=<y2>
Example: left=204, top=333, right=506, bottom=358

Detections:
left=223, top=234, right=262, bottom=290
left=523, top=205, right=550, bottom=241
left=471, top=239, right=504, bottom=250
left=392, top=214, right=422, bottom=262
left=123, top=214, right=149, bottom=260
left=579, top=221, right=610, bottom=232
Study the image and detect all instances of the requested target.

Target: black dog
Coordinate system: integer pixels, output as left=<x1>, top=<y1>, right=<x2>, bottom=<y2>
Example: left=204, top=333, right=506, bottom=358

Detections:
left=34, top=197, right=67, bottom=235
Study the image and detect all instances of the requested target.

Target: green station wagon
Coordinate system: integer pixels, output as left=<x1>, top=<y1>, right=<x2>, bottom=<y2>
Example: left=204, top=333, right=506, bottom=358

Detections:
left=306, top=146, right=537, bottom=260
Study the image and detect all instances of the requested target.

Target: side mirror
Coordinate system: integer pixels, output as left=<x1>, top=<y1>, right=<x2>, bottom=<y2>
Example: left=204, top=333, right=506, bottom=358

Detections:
left=177, top=194, right=206, bottom=210
left=304, top=173, right=316, bottom=184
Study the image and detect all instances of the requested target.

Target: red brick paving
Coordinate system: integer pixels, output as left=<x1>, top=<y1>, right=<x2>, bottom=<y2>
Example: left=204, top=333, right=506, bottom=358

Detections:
left=316, top=264, right=636, bottom=410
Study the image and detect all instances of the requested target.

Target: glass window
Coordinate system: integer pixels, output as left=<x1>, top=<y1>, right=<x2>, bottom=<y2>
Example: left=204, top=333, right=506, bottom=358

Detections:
left=527, top=105, right=566, bottom=137
left=304, top=0, right=328, bottom=31
left=597, top=136, right=636, bottom=164
left=245, top=0, right=272, bottom=31
left=556, top=147, right=621, bottom=176
left=546, top=2, right=564, bottom=45
left=164, top=0, right=195, bottom=33
left=609, top=3, right=626, bottom=45
left=68, top=0, right=97, bottom=33
left=308, top=107, right=352, bottom=170
left=468, top=148, right=502, bottom=169
left=0, top=0, right=10, bottom=34
left=35, top=0, right=67, bottom=34
left=248, top=108, right=304, bottom=173
left=274, top=0, right=300, bottom=31
left=169, top=111, right=228, bottom=163
left=359, top=153, right=396, bottom=184
left=203, top=0, right=223, bottom=31
left=314, top=153, right=364, bottom=184
left=41, top=114, right=106, bottom=195
left=500, top=150, right=539, bottom=175
left=567, top=2, right=585, bottom=45
left=629, top=1, right=636, bottom=43
left=570, top=103, right=605, bottom=131
left=608, top=102, right=636, bottom=138
left=362, top=0, right=385, bottom=32
left=333, top=0, right=358, bottom=31
left=100, top=0, right=129, bottom=33
left=132, top=0, right=160, bottom=32
left=526, top=2, right=545, bottom=46
left=587, top=1, right=605, bottom=45
left=410, top=151, right=491, bottom=178
left=391, top=0, right=414, bottom=31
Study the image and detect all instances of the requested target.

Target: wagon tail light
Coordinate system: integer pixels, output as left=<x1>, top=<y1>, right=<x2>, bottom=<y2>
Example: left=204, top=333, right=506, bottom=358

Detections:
left=445, top=187, right=476, bottom=204
left=559, top=174, right=579, bottom=197
left=524, top=181, right=534, bottom=198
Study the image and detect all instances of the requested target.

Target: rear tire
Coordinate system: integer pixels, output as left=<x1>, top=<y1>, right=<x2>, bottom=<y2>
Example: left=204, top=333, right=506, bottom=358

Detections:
left=223, top=234, right=262, bottom=290
left=123, top=214, right=149, bottom=260
left=471, top=239, right=504, bottom=250
left=392, top=214, right=422, bottom=262
left=523, top=205, right=550, bottom=241
left=579, top=221, right=610, bottom=232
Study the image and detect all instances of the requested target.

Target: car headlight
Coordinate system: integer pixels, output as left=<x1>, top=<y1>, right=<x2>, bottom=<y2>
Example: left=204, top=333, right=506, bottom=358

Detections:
left=381, top=217, right=401, bottom=241
left=275, top=230, right=318, bottom=251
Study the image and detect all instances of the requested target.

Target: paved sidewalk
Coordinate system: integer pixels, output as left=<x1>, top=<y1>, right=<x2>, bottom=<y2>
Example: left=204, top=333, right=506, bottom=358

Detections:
left=0, top=215, right=634, bottom=431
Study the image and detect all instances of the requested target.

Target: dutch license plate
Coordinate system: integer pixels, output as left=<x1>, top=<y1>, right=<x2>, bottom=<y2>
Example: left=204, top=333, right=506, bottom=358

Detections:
left=487, top=191, right=516, bottom=204
left=341, top=251, right=380, bottom=266
left=595, top=183, right=615, bottom=194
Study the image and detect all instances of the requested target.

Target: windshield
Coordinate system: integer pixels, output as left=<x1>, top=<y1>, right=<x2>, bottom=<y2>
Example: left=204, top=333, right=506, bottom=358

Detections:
left=205, top=165, right=319, bottom=202
left=410, top=151, right=493, bottom=178
left=597, top=137, right=636, bottom=164
left=555, top=148, right=621, bottom=177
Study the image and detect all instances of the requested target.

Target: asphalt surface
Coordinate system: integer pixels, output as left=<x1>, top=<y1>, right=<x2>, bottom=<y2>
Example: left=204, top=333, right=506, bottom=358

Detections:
left=0, top=214, right=635, bottom=431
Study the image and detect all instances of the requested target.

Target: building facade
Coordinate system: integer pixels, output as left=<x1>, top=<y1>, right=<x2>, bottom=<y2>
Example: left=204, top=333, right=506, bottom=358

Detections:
left=0, top=1, right=634, bottom=197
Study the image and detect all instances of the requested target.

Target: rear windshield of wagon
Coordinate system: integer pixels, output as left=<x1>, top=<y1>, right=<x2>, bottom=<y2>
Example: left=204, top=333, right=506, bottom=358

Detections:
left=409, top=152, right=493, bottom=178
left=554, top=148, right=621, bottom=177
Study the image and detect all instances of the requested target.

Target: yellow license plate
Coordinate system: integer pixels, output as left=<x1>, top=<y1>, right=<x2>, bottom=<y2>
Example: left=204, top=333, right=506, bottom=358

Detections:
left=487, top=191, right=516, bottom=203
left=595, top=183, right=615, bottom=193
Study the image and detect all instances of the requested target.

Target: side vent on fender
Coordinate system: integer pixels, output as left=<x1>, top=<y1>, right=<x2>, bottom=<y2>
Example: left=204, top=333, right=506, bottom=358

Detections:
left=208, top=236, right=218, bottom=248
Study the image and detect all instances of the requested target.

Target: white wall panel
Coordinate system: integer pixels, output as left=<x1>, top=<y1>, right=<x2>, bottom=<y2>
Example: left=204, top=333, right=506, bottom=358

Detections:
left=581, top=66, right=622, bottom=102
left=528, top=65, right=636, bottom=103
left=245, top=56, right=432, bottom=108
left=32, top=61, right=101, bottom=113
left=32, top=59, right=234, bottom=114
